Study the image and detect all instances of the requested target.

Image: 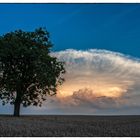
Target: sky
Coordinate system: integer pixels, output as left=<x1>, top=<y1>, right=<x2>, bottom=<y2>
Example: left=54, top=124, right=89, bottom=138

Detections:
left=0, top=3, right=140, bottom=115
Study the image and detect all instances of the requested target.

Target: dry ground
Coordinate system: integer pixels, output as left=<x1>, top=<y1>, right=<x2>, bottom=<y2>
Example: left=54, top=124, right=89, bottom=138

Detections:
left=0, top=115, right=140, bottom=137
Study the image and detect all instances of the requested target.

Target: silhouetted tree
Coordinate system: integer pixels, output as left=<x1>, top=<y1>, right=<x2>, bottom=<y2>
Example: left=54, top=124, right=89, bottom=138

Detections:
left=0, top=28, right=65, bottom=116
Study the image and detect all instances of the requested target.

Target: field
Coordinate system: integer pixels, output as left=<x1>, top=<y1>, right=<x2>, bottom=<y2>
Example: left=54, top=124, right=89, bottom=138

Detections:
left=0, top=115, right=140, bottom=137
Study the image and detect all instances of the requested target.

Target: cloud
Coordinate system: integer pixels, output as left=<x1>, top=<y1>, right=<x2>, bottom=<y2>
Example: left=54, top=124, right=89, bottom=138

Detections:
left=2, top=49, right=140, bottom=115
left=52, top=49, right=140, bottom=97
left=57, top=88, right=125, bottom=109
left=39, top=49, right=140, bottom=115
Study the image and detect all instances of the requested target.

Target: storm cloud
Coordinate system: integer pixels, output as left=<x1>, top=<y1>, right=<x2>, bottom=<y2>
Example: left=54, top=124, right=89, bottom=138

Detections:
left=53, top=49, right=140, bottom=97
left=1, top=49, right=140, bottom=115
left=42, top=49, right=140, bottom=115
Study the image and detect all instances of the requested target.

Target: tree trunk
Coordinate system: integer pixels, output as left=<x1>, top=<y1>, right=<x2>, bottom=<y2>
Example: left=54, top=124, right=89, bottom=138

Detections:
left=14, top=102, right=20, bottom=117
left=13, top=99, right=21, bottom=117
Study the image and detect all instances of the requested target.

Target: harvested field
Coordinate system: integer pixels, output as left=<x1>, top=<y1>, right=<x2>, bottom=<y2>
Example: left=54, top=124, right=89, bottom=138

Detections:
left=0, top=115, right=140, bottom=137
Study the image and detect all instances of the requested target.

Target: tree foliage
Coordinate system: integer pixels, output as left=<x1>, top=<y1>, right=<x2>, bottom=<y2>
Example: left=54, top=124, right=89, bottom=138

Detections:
left=0, top=28, right=65, bottom=110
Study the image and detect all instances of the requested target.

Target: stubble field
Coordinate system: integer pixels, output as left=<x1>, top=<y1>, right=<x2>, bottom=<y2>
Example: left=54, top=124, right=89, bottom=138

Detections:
left=0, top=115, right=140, bottom=137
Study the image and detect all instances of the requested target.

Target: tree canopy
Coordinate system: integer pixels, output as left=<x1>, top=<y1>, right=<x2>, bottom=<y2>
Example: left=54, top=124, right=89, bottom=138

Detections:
left=0, top=28, right=65, bottom=116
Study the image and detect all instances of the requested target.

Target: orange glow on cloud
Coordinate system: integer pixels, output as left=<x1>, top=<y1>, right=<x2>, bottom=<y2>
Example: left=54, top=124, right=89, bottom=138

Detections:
left=57, top=81, right=127, bottom=98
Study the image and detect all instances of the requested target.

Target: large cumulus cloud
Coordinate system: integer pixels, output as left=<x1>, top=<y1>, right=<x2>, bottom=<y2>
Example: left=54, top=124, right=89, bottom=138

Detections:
left=40, top=49, right=140, bottom=115
left=52, top=49, right=140, bottom=97
left=2, top=49, right=140, bottom=115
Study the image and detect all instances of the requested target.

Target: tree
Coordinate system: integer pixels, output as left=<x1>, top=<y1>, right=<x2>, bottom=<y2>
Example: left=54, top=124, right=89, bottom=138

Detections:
left=0, top=28, right=65, bottom=116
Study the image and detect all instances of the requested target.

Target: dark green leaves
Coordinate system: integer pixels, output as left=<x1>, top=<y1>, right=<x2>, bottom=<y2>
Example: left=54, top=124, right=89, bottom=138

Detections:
left=0, top=27, right=65, bottom=107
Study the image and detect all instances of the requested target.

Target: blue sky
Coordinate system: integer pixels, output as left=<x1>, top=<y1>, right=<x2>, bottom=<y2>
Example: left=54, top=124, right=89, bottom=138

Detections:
left=0, top=4, right=140, bottom=57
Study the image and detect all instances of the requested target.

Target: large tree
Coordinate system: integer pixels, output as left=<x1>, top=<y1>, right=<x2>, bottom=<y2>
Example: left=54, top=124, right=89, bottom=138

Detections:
left=0, top=28, right=65, bottom=116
